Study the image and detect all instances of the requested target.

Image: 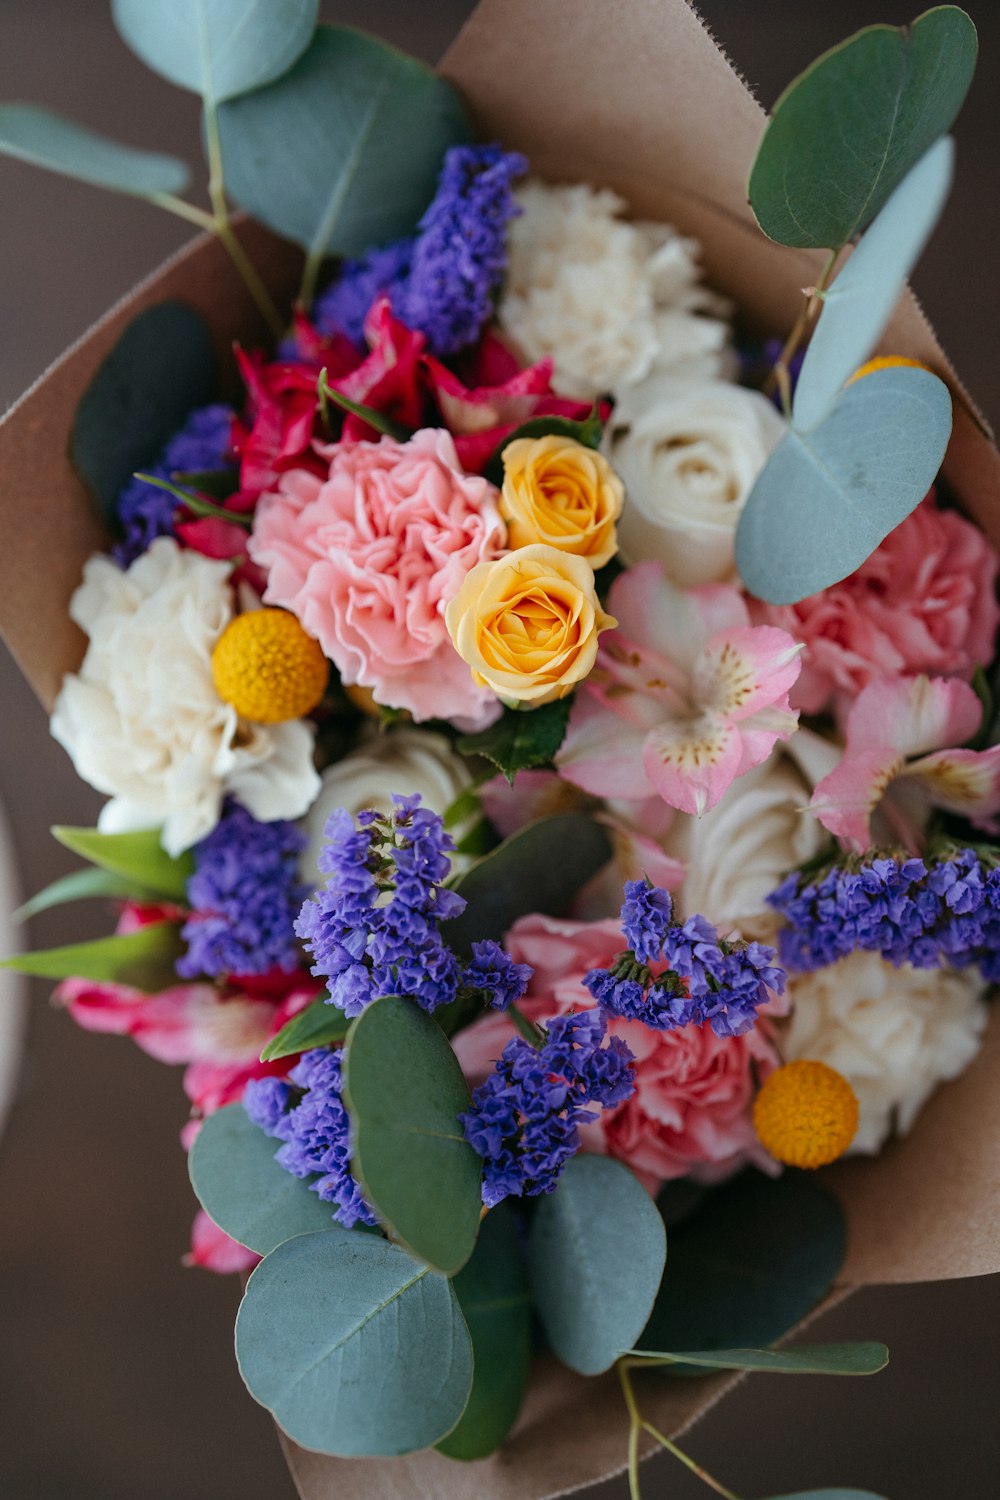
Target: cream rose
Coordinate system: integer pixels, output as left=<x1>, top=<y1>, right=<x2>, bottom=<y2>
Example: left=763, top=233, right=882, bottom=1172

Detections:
left=500, top=435, right=624, bottom=568
left=445, top=544, right=616, bottom=706
left=609, top=376, right=785, bottom=585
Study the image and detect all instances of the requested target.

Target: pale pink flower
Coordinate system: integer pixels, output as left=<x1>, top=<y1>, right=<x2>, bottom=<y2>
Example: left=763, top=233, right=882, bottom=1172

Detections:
left=185, top=1209, right=258, bottom=1274
left=248, top=428, right=506, bottom=729
left=752, top=496, right=1000, bottom=721
left=557, top=561, right=802, bottom=816
left=452, top=913, right=781, bottom=1189
left=810, top=674, right=1000, bottom=850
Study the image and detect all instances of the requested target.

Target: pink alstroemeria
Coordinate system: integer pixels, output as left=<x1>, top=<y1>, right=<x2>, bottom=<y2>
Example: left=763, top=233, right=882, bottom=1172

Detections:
left=809, top=674, right=1000, bottom=850
left=557, top=561, right=803, bottom=817
left=185, top=1209, right=259, bottom=1274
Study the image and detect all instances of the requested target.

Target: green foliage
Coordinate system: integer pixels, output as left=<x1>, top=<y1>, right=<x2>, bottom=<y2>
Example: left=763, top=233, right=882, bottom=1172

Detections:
left=15, top=867, right=157, bottom=923
left=458, top=698, right=572, bottom=784
left=259, top=996, right=347, bottom=1062
left=235, top=1227, right=473, bottom=1455
left=628, top=1341, right=888, bottom=1376
left=317, top=370, right=411, bottom=440
left=0, top=922, right=182, bottom=990
left=0, top=104, right=189, bottom=200
left=52, top=824, right=193, bottom=901
left=343, top=996, right=482, bottom=1275
left=528, top=1155, right=666, bottom=1376
left=735, top=365, right=952, bottom=604
left=793, top=138, right=954, bottom=433
left=216, top=26, right=469, bottom=260
left=483, top=405, right=605, bottom=486
left=70, top=303, right=217, bottom=528
left=112, top=0, right=318, bottom=104
left=749, top=6, right=976, bottom=250
left=765, top=1492, right=890, bottom=1499
left=435, top=1204, right=533, bottom=1460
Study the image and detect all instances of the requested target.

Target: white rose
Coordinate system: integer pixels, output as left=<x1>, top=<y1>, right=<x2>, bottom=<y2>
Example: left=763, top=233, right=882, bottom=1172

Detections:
left=782, top=951, right=988, bottom=1152
left=609, top=376, right=786, bottom=586
left=302, top=727, right=474, bottom=884
left=50, top=538, right=320, bottom=856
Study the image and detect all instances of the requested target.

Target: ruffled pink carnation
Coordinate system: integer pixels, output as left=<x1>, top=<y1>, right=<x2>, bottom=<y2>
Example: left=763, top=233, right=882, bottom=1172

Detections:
left=248, top=427, right=506, bottom=728
left=452, top=913, right=781, bottom=1190
left=752, top=496, right=1000, bottom=719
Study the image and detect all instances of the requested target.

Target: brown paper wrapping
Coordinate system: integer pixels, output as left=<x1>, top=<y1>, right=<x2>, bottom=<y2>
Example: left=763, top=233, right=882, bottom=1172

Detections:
left=1, top=1, right=999, bottom=1495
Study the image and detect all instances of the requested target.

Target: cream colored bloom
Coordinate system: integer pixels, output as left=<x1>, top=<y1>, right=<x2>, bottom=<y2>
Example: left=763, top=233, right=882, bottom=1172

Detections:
left=50, top=539, right=320, bottom=855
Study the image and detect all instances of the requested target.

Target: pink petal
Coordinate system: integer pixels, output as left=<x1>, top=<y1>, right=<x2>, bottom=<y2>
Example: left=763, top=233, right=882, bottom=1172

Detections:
left=844, top=674, right=983, bottom=757
left=641, top=715, right=743, bottom=816
left=557, top=692, right=653, bottom=799
left=694, top=626, right=803, bottom=722
left=809, top=746, right=905, bottom=849
left=184, top=1209, right=259, bottom=1274
left=900, top=743, right=1000, bottom=822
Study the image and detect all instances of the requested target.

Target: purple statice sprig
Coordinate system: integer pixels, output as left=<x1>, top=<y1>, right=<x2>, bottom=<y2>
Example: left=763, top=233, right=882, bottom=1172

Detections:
left=114, top=402, right=235, bottom=567
left=584, top=879, right=785, bottom=1039
left=460, top=1010, right=635, bottom=1208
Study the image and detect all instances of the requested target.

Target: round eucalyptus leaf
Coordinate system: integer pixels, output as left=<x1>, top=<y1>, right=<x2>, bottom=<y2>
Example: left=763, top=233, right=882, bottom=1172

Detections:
left=735, top=366, right=952, bottom=605
left=749, top=6, right=976, bottom=249
left=529, top=1155, right=666, bottom=1376
left=0, top=104, right=189, bottom=198
left=629, top=1342, right=888, bottom=1376
left=112, top=0, right=318, bottom=103
left=236, top=1229, right=473, bottom=1456
left=216, top=25, right=470, bottom=259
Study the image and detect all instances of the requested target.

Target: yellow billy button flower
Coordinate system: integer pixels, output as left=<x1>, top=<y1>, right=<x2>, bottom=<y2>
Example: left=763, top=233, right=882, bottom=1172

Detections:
left=752, top=1059, right=859, bottom=1169
left=500, top=434, right=624, bottom=569
left=445, top=544, right=616, bottom=707
left=211, top=608, right=329, bottom=724
left=846, top=355, right=930, bottom=385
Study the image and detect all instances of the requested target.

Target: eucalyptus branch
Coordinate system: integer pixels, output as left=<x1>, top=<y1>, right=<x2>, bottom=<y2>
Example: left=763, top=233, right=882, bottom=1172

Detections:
left=764, top=246, right=840, bottom=413
left=616, top=1359, right=744, bottom=1500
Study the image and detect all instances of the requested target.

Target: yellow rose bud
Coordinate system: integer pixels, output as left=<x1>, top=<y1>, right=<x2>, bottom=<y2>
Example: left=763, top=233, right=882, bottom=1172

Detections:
left=445, top=544, right=616, bottom=707
left=499, top=435, right=624, bottom=569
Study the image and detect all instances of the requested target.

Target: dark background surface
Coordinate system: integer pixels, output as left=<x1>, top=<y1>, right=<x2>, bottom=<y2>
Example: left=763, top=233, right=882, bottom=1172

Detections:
left=0, top=3, right=998, bottom=1498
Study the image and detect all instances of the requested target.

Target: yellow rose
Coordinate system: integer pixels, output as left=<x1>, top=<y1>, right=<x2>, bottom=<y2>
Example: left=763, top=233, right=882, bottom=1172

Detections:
left=499, top=435, right=624, bottom=568
left=445, top=544, right=616, bottom=706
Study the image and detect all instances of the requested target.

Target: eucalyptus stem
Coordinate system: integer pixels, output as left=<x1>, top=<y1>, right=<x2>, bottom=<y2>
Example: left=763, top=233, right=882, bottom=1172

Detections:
left=616, top=1358, right=744, bottom=1500
left=763, top=246, right=840, bottom=407
left=617, top=1359, right=644, bottom=1500
left=298, top=243, right=326, bottom=315
left=640, top=1419, right=742, bottom=1500
left=508, top=1004, right=546, bottom=1048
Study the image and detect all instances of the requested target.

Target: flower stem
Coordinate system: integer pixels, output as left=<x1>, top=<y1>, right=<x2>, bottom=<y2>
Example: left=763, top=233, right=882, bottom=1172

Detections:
left=508, top=1004, right=546, bottom=1048
left=617, top=1360, right=644, bottom=1500
left=617, top=1358, right=744, bottom=1500
left=764, top=246, right=840, bottom=408
left=640, top=1419, right=742, bottom=1500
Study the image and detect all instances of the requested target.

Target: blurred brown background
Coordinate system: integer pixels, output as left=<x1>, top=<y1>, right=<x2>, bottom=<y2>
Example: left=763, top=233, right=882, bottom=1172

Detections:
left=1, top=3, right=998, bottom=1497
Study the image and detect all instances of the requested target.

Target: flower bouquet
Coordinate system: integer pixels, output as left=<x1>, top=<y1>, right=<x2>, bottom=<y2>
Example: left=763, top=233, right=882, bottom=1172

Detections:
left=3, top=3, right=1000, bottom=1498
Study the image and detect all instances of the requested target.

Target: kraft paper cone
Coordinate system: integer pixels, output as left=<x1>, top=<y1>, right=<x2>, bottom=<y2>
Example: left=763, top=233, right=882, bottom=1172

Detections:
left=1, top=1, right=999, bottom=1496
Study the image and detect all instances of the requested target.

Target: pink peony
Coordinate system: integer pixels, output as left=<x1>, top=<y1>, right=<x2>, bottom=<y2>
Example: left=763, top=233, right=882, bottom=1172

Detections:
left=452, top=913, right=781, bottom=1190
left=752, top=496, right=1000, bottom=720
left=249, top=428, right=505, bottom=728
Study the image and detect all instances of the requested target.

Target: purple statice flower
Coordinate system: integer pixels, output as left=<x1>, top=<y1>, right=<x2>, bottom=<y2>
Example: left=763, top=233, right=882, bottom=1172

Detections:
left=462, top=940, right=532, bottom=1011
left=313, top=239, right=413, bottom=348
left=620, top=879, right=674, bottom=964
left=178, top=801, right=307, bottom=980
left=114, top=402, right=235, bottom=566
left=244, top=1049, right=377, bottom=1230
left=460, top=1011, right=635, bottom=1207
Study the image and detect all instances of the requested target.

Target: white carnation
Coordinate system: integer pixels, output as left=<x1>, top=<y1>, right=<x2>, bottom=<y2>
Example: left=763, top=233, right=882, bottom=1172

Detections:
left=497, top=180, right=731, bottom=401
left=782, top=951, right=989, bottom=1152
left=50, top=538, right=320, bottom=856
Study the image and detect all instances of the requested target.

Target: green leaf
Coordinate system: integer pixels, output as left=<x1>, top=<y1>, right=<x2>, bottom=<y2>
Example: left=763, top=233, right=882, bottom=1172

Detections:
left=0, top=104, right=190, bottom=199
left=216, top=26, right=470, bottom=260
left=235, top=1227, right=473, bottom=1456
left=748, top=6, right=977, bottom=250
left=628, top=1341, right=888, bottom=1376
left=793, top=138, right=953, bottom=432
left=259, top=996, right=347, bottom=1062
left=15, top=867, right=157, bottom=923
left=458, top=699, right=572, bottom=784
left=734, top=365, right=952, bottom=604
left=1, top=922, right=182, bottom=990
left=53, top=825, right=193, bottom=902
left=318, top=371, right=411, bottom=440
left=640, top=1170, right=845, bottom=1356
left=189, top=1102, right=334, bottom=1254
left=765, top=1492, right=890, bottom=1498
left=343, top=995, right=481, bottom=1275
left=528, top=1155, right=666, bottom=1376
left=483, top=405, right=605, bottom=486
left=435, top=1204, right=533, bottom=1461
left=112, top=0, right=318, bottom=104
left=443, top=814, right=613, bottom=958
left=71, top=302, right=217, bottom=528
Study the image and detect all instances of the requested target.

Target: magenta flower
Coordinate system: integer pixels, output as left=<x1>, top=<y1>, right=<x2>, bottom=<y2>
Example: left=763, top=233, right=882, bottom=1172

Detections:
left=557, top=562, right=802, bottom=815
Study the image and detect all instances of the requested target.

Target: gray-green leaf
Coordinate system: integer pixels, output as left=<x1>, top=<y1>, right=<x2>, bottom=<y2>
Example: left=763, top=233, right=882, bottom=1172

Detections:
left=235, top=1228, right=473, bottom=1456
left=766, top=1492, right=890, bottom=1498
left=735, top=365, right=952, bottom=604
left=0, top=104, right=189, bottom=198
left=259, top=995, right=347, bottom=1062
left=748, top=5, right=977, bottom=250
left=628, top=1341, right=888, bottom=1376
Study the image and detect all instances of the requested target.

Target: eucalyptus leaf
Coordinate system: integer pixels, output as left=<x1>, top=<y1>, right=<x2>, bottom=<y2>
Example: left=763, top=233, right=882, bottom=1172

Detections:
left=343, top=996, right=481, bottom=1275
left=216, top=26, right=469, bottom=260
left=436, top=1204, right=533, bottom=1461
left=53, top=825, right=193, bottom=901
left=628, top=1341, right=888, bottom=1376
left=735, top=365, right=952, bottom=604
left=0, top=921, right=182, bottom=990
left=259, top=996, right=346, bottom=1062
left=112, top=0, right=318, bottom=104
left=189, top=1102, right=334, bottom=1254
left=749, top=6, right=977, bottom=249
left=457, top=699, right=572, bottom=784
left=235, top=1228, right=473, bottom=1455
left=15, top=867, right=156, bottom=923
left=71, top=303, right=217, bottom=528
left=793, top=138, right=953, bottom=432
left=0, top=104, right=189, bottom=199
left=766, top=1492, right=890, bottom=1499
left=529, top=1155, right=666, bottom=1376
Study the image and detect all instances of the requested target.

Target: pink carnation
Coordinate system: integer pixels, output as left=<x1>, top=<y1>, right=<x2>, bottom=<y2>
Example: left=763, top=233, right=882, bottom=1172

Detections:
left=452, top=913, right=781, bottom=1191
left=248, top=428, right=505, bottom=728
left=752, top=496, right=1000, bottom=720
